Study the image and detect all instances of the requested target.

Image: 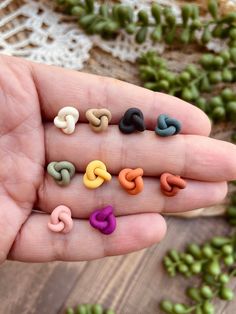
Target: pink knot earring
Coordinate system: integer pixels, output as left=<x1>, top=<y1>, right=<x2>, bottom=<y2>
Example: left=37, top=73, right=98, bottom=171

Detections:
left=48, top=205, right=73, bottom=234
left=89, top=205, right=116, bottom=235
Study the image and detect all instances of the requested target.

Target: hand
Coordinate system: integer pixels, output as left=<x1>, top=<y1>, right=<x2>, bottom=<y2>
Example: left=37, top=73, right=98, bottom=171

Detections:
left=0, top=55, right=234, bottom=263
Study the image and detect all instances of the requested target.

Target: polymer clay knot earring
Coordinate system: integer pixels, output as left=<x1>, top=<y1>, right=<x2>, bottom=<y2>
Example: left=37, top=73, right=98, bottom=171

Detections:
left=160, top=173, right=186, bottom=197
left=47, top=161, right=75, bottom=186
left=155, top=114, right=181, bottom=137
left=54, top=106, right=79, bottom=134
left=86, top=108, right=112, bottom=132
left=89, top=205, right=116, bottom=235
left=119, top=108, right=146, bottom=134
left=48, top=205, right=73, bottom=234
left=118, top=168, right=144, bottom=195
left=83, top=160, right=112, bottom=189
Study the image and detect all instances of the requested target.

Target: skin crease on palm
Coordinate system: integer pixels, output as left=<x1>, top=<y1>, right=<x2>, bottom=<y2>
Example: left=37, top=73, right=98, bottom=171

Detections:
left=1, top=55, right=236, bottom=264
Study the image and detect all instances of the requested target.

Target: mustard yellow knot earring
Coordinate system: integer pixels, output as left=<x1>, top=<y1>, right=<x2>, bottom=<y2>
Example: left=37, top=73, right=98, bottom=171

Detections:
left=83, top=160, right=112, bottom=189
left=86, top=108, right=112, bottom=132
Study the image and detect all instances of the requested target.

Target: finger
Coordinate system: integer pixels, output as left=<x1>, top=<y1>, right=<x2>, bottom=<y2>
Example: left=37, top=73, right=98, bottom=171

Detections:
left=38, top=174, right=227, bottom=217
left=9, top=212, right=166, bottom=262
left=31, top=60, right=211, bottom=135
left=46, top=124, right=236, bottom=181
left=0, top=194, right=30, bottom=264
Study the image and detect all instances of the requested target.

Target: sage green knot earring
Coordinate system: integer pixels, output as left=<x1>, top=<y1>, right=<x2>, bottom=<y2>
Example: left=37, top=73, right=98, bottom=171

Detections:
left=47, top=161, right=75, bottom=186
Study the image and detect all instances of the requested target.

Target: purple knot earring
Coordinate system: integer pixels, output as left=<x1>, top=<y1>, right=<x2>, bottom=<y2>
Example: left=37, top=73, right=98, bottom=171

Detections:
left=89, top=205, right=116, bottom=235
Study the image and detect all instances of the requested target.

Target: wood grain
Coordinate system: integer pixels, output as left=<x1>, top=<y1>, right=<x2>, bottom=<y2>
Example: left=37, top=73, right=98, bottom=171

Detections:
left=0, top=217, right=234, bottom=314
left=0, top=1, right=236, bottom=314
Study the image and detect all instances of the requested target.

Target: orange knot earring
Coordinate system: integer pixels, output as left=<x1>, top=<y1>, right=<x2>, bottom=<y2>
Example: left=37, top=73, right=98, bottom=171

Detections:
left=118, top=168, right=144, bottom=195
left=160, top=173, right=186, bottom=197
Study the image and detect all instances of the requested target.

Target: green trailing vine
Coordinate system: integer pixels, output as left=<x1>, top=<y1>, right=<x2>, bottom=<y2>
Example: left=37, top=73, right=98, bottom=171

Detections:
left=159, top=190, right=236, bottom=314
left=56, top=0, right=236, bottom=124
left=56, top=0, right=236, bottom=47
left=66, top=304, right=115, bottom=314
left=138, top=49, right=236, bottom=123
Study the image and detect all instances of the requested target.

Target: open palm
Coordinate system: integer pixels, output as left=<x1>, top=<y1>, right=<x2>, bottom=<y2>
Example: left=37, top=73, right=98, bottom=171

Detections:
left=1, top=55, right=235, bottom=263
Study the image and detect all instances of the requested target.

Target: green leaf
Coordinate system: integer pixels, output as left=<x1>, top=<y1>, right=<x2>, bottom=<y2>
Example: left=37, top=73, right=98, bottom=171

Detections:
left=117, top=6, right=133, bottom=25
left=67, top=308, right=75, bottom=314
left=219, top=286, right=234, bottom=301
left=79, top=14, right=96, bottom=28
left=230, top=47, right=236, bottom=63
left=222, top=12, right=236, bottom=24
left=191, top=5, right=199, bottom=19
left=211, top=237, right=232, bottom=247
left=71, top=6, right=85, bottom=17
left=208, top=0, right=218, bottom=19
left=85, top=0, right=94, bottom=13
left=223, top=255, right=234, bottom=266
left=187, top=244, right=202, bottom=259
left=226, top=206, right=236, bottom=218
left=165, top=13, right=176, bottom=27
left=102, top=21, right=119, bottom=36
left=138, top=10, right=149, bottom=26
left=200, top=285, right=214, bottom=299
left=125, top=23, right=136, bottom=34
left=99, top=4, right=109, bottom=17
left=190, top=20, right=202, bottom=31
left=135, top=27, right=148, bottom=44
left=151, top=3, right=162, bottom=24
left=181, top=4, right=192, bottom=26
left=169, top=249, right=180, bottom=262
left=92, top=21, right=108, bottom=34
left=202, top=245, right=214, bottom=258
left=202, top=300, right=214, bottom=314
left=212, top=106, right=226, bottom=120
left=76, top=305, right=87, bottom=314
left=92, top=304, right=103, bottom=314
left=160, top=300, right=174, bottom=313
left=209, top=96, right=223, bottom=108
left=201, top=28, right=212, bottom=44
left=105, top=310, right=115, bottom=314
left=173, top=303, right=188, bottom=314
left=212, top=24, right=224, bottom=38
left=207, top=259, right=221, bottom=276
left=195, top=98, right=207, bottom=111
left=187, top=287, right=202, bottom=302
left=219, top=274, right=230, bottom=284
left=151, top=25, right=162, bottom=42
left=112, top=5, right=120, bottom=21
left=178, top=263, right=189, bottom=274
left=208, top=71, right=222, bottom=84
left=191, top=262, right=202, bottom=274
left=200, top=54, right=214, bottom=69
left=230, top=28, right=236, bottom=40
left=180, top=28, right=190, bottom=44
left=199, top=76, right=211, bottom=93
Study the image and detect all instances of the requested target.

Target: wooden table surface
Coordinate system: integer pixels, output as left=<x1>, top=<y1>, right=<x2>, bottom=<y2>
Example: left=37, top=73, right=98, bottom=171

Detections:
left=1, top=1, right=236, bottom=312
left=0, top=47, right=235, bottom=314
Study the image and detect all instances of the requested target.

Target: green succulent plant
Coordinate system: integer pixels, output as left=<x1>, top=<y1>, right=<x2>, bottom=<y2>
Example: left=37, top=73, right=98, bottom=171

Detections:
left=66, top=304, right=115, bottom=314
left=160, top=188, right=236, bottom=314
left=56, top=0, right=236, bottom=47
left=138, top=49, right=236, bottom=123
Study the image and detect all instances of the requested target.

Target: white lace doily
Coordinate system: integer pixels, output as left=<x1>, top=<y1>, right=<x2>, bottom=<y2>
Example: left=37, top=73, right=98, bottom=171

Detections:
left=0, top=0, right=234, bottom=70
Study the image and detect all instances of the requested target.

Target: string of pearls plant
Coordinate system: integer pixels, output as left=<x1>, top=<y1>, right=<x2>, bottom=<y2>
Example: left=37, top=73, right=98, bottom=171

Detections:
left=56, top=0, right=236, bottom=46
left=138, top=49, right=236, bottom=123
left=56, top=0, right=236, bottom=124
left=66, top=304, right=115, bottom=314
left=160, top=192, right=236, bottom=314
